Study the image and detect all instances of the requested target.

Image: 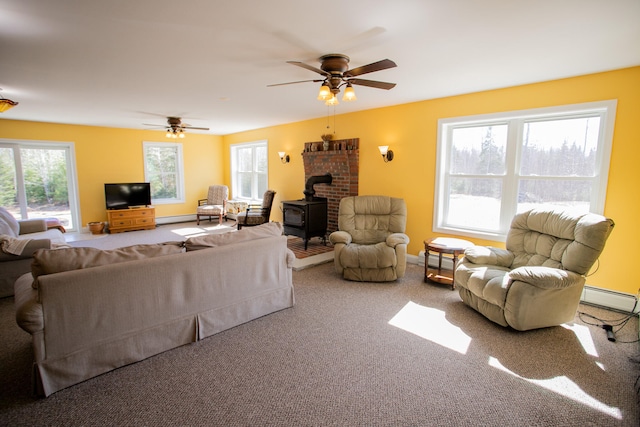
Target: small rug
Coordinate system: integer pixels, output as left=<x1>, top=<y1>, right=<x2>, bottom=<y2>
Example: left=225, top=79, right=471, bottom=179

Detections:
left=286, top=236, right=333, bottom=259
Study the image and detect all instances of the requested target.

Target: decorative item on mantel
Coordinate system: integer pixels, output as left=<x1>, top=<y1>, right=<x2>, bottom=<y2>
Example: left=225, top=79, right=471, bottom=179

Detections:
left=321, top=134, right=333, bottom=151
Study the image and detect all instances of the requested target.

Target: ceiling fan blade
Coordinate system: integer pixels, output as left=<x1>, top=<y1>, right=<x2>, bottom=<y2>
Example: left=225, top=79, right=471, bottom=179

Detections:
left=183, top=126, right=210, bottom=130
left=267, top=79, right=324, bottom=87
left=142, top=123, right=167, bottom=127
left=348, top=78, right=396, bottom=90
left=286, top=61, right=329, bottom=76
left=345, top=59, right=397, bottom=77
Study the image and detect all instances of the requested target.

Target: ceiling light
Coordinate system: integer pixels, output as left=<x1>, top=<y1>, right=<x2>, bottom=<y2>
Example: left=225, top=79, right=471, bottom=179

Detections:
left=342, top=84, right=357, bottom=101
left=317, top=84, right=331, bottom=101
left=0, top=90, right=19, bottom=113
left=166, top=128, right=187, bottom=139
left=325, top=94, right=339, bottom=106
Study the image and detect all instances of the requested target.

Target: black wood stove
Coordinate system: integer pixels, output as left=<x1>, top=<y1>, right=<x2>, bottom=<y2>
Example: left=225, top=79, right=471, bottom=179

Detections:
left=282, top=174, right=332, bottom=250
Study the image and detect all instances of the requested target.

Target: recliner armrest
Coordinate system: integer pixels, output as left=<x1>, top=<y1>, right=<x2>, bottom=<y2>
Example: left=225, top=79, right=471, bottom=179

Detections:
left=329, top=231, right=352, bottom=245
left=386, top=233, right=409, bottom=247
left=18, top=219, right=48, bottom=234
left=464, top=246, right=514, bottom=267
left=509, top=266, right=583, bottom=290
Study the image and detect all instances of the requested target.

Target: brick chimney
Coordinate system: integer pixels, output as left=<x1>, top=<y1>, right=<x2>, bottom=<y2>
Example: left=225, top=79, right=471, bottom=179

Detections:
left=302, top=138, right=359, bottom=232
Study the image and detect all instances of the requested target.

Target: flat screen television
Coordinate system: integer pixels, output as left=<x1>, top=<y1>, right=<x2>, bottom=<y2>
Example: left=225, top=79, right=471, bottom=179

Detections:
left=104, top=183, right=152, bottom=210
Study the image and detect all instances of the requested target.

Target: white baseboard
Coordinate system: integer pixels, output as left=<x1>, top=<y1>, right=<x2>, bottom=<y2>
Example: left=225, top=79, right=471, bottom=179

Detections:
left=409, top=251, right=639, bottom=314
left=155, top=214, right=197, bottom=225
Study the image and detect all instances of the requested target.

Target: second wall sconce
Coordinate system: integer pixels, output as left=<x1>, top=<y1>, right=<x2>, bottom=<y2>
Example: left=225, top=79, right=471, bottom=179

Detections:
left=378, top=146, right=394, bottom=162
left=278, top=151, right=290, bottom=164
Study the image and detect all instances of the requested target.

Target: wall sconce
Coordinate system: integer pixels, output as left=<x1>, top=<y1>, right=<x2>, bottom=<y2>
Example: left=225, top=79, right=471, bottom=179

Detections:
left=278, top=151, right=290, bottom=164
left=378, top=146, right=394, bottom=162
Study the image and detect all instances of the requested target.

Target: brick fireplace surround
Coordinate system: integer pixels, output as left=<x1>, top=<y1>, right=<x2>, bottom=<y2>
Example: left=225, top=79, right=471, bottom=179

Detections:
left=301, top=138, right=359, bottom=233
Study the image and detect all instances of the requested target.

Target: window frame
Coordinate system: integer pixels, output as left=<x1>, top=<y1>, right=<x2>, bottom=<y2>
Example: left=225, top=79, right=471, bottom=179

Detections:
left=230, top=140, right=269, bottom=203
left=0, top=139, right=80, bottom=232
left=143, top=141, right=185, bottom=205
left=434, top=100, right=616, bottom=241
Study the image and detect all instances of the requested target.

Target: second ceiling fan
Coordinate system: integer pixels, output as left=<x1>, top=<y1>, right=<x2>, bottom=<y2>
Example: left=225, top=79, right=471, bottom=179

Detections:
left=269, top=54, right=397, bottom=104
left=143, top=117, right=209, bottom=138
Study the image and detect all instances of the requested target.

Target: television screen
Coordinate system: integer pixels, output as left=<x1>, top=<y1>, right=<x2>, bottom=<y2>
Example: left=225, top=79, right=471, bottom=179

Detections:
left=105, top=183, right=151, bottom=210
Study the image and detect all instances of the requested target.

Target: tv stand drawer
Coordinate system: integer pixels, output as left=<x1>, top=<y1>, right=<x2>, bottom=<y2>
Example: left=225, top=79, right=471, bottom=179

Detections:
left=107, top=207, right=155, bottom=233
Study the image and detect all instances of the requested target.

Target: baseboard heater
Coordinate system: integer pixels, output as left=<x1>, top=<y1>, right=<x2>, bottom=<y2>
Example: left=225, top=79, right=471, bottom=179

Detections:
left=155, top=214, right=197, bottom=225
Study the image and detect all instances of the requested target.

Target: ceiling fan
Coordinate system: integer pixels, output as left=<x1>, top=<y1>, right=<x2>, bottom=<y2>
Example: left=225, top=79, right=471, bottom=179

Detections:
left=143, top=117, right=209, bottom=138
left=268, top=54, right=397, bottom=104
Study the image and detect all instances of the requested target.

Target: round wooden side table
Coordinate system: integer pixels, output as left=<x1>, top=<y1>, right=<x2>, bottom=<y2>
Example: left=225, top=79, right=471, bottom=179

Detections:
left=424, top=237, right=474, bottom=290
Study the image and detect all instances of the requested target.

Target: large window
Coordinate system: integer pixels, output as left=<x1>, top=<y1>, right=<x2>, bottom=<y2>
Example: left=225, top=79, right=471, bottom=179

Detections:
left=230, top=140, right=268, bottom=202
left=434, top=100, right=616, bottom=241
left=0, top=140, right=80, bottom=231
left=143, top=142, right=185, bottom=205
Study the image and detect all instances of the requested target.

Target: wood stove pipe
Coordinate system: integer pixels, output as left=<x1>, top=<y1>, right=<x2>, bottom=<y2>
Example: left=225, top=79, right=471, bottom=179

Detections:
left=303, top=173, right=332, bottom=201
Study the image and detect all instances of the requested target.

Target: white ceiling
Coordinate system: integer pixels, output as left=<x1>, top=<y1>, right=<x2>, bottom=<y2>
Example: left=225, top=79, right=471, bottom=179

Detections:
left=1, top=0, right=639, bottom=135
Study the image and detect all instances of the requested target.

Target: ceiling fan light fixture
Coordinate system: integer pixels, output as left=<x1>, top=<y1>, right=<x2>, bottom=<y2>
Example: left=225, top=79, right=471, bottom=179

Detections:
left=325, top=94, right=339, bottom=106
left=317, top=84, right=331, bottom=101
left=0, top=91, right=19, bottom=113
left=342, top=84, right=357, bottom=101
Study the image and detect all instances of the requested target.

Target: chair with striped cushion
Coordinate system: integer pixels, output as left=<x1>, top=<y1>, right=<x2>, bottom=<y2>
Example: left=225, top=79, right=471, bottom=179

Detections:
left=237, top=190, right=276, bottom=230
left=196, top=185, right=228, bottom=225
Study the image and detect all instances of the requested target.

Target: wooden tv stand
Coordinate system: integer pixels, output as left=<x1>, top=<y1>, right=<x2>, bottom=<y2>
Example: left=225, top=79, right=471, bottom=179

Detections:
left=107, top=206, right=155, bottom=233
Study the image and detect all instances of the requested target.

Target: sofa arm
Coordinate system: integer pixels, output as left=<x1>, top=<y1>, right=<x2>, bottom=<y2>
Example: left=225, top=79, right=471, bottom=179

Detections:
left=464, top=246, right=514, bottom=267
left=0, top=238, right=52, bottom=261
left=509, top=266, right=583, bottom=290
left=386, top=233, right=409, bottom=248
left=329, top=231, right=352, bottom=245
left=19, top=219, right=48, bottom=235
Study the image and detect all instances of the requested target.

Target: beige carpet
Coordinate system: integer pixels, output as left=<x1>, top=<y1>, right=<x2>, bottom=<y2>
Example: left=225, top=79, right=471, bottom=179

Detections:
left=1, top=261, right=638, bottom=426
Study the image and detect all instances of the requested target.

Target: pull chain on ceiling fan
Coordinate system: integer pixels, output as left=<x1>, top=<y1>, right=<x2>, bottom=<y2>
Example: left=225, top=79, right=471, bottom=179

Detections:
left=268, top=54, right=397, bottom=105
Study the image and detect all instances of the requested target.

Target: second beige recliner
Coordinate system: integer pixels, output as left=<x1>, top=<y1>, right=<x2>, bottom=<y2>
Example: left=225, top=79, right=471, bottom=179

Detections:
left=455, top=208, right=615, bottom=331
left=329, top=195, right=409, bottom=282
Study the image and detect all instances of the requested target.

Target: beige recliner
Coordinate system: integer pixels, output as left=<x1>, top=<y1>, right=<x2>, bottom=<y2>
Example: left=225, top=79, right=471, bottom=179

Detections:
left=455, top=208, right=615, bottom=331
left=329, top=195, right=409, bottom=282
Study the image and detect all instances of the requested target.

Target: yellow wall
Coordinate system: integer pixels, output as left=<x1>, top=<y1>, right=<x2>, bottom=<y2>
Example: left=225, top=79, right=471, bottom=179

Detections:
left=0, top=121, right=223, bottom=225
left=224, top=66, right=640, bottom=294
left=1, top=66, right=638, bottom=293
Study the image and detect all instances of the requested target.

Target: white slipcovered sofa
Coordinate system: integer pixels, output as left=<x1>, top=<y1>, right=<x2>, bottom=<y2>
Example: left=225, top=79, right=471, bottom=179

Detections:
left=14, top=222, right=295, bottom=396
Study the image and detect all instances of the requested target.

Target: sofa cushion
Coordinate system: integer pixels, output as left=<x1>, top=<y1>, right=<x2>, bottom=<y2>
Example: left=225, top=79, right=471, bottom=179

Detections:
left=31, top=242, right=185, bottom=289
left=185, top=221, right=282, bottom=251
left=0, top=207, right=19, bottom=237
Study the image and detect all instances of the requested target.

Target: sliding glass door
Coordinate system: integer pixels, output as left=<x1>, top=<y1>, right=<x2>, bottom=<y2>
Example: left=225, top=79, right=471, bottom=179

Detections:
left=0, top=140, right=79, bottom=231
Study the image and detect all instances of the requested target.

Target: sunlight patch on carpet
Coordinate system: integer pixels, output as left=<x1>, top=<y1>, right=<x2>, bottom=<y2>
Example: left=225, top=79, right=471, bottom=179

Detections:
left=561, top=323, right=599, bottom=358
left=489, top=356, right=622, bottom=419
left=388, top=301, right=471, bottom=354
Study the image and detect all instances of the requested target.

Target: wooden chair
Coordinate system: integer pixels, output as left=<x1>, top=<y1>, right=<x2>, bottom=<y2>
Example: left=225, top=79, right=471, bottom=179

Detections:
left=237, top=190, right=276, bottom=230
left=196, top=185, right=228, bottom=225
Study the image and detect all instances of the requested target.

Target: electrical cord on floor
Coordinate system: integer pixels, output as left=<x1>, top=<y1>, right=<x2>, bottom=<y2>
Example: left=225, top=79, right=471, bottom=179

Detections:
left=577, top=294, right=639, bottom=343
